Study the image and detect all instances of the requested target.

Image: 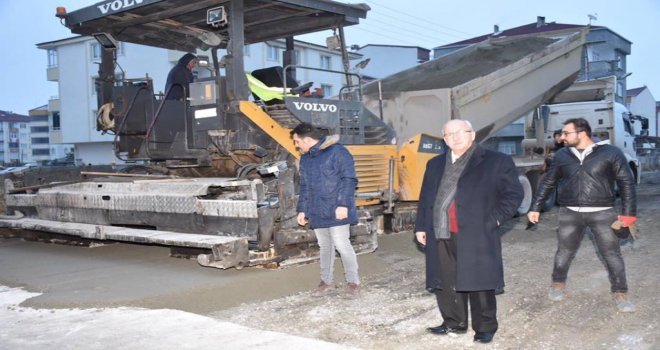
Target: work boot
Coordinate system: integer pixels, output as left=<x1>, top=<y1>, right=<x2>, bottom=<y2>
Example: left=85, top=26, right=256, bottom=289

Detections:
left=613, top=292, right=636, bottom=313
left=344, top=282, right=360, bottom=299
left=312, top=281, right=336, bottom=297
left=548, top=282, right=566, bottom=301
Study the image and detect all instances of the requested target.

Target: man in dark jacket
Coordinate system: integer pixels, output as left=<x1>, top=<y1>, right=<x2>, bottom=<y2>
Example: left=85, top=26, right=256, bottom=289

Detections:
left=415, top=119, right=523, bottom=344
left=165, top=53, right=197, bottom=100
left=292, top=123, right=360, bottom=298
left=528, top=118, right=637, bottom=312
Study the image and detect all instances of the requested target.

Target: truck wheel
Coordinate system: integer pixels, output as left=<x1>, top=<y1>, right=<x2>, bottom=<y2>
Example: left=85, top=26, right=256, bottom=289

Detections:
left=517, top=175, right=533, bottom=215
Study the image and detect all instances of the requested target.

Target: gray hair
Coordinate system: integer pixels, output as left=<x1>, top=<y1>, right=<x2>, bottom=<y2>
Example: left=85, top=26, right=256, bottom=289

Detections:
left=442, top=119, right=474, bottom=132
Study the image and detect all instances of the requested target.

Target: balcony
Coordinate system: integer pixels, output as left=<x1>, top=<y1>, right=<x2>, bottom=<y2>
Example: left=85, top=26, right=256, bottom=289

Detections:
left=48, top=98, right=61, bottom=112
left=580, top=60, right=625, bottom=81
left=50, top=130, right=63, bottom=143
left=47, top=66, right=59, bottom=81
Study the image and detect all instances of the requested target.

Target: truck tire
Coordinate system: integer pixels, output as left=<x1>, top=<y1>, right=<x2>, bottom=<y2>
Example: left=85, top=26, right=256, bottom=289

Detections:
left=517, top=175, right=533, bottom=215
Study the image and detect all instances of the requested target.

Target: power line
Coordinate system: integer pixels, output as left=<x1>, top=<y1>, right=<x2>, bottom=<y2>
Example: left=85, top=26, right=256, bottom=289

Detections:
left=367, top=9, right=467, bottom=44
left=348, top=26, right=426, bottom=47
left=364, top=16, right=457, bottom=46
left=365, top=0, right=477, bottom=38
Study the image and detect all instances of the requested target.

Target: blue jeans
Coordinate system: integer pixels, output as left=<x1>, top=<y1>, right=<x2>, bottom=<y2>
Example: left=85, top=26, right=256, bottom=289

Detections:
left=314, top=224, right=360, bottom=284
left=553, top=207, right=628, bottom=293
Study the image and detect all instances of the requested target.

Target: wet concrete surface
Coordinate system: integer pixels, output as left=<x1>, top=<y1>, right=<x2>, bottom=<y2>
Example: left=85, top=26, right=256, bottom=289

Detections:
left=0, top=230, right=396, bottom=313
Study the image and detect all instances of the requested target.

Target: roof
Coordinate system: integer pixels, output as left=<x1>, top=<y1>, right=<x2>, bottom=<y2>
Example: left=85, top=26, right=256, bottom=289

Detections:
left=357, top=44, right=429, bottom=52
left=626, top=86, right=647, bottom=97
left=36, top=35, right=90, bottom=49
left=29, top=105, right=48, bottom=112
left=59, top=0, right=369, bottom=52
left=435, top=19, right=623, bottom=50
left=0, top=110, right=30, bottom=123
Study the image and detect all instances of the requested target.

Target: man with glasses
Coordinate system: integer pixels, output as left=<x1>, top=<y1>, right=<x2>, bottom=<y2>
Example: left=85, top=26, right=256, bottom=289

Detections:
left=415, top=119, right=523, bottom=343
left=527, top=118, right=637, bottom=312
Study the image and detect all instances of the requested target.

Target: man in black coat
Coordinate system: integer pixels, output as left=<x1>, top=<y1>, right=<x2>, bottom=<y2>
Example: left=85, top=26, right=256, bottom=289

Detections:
left=165, top=53, right=197, bottom=100
left=415, top=119, right=523, bottom=344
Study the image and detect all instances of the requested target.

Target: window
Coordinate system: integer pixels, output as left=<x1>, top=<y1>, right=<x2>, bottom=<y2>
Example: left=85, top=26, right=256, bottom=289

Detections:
left=52, top=112, right=61, bottom=130
left=622, top=113, right=633, bottom=135
left=498, top=141, right=517, bottom=155
left=32, top=137, right=50, bottom=145
left=92, top=43, right=102, bottom=60
left=33, top=149, right=50, bottom=156
left=31, top=126, right=50, bottom=133
left=321, top=84, right=333, bottom=97
left=47, top=49, right=58, bottom=68
left=320, top=55, right=332, bottom=70
left=20, top=124, right=26, bottom=129
left=267, top=45, right=279, bottom=61
left=294, top=50, right=302, bottom=65
left=31, top=116, right=49, bottom=122
left=91, top=42, right=124, bottom=60
left=244, top=45, right=250, bottom=57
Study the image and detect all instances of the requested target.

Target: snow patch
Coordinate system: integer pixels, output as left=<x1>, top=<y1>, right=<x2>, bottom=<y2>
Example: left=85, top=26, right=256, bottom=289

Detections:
left=0, top=285, right=355, bottom=350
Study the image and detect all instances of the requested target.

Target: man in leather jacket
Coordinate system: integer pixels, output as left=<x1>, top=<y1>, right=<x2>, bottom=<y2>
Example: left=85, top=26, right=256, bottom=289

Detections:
left=527, top=118, right=637, bottom=312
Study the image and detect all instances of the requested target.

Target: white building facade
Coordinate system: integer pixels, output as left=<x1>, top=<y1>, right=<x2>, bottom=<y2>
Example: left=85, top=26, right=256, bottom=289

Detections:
left=28, top=106, right=50, bottom=164
left=354, top=44, right=430, bottom=79
left=626, top=87, right=658, bottom=137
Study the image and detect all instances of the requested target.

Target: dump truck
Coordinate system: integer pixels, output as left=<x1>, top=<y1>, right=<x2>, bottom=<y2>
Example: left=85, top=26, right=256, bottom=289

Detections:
left=523, top=76, right=641, bottom=182
left=0, top=0, right=586, bottom=269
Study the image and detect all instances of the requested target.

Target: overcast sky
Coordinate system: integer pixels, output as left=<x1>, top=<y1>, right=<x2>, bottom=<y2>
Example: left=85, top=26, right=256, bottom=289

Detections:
left=0, top=0, right=658, bottom=115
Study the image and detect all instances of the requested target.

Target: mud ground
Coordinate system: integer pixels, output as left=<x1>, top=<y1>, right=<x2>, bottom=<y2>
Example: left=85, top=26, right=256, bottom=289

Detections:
left=213, top=171, right=660, bottom=350
left=1, top=171, right=658, bottom=349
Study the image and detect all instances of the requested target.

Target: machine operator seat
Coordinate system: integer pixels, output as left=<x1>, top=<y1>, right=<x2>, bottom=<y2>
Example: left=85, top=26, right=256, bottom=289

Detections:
left=248, top=66, right=313, bottom=104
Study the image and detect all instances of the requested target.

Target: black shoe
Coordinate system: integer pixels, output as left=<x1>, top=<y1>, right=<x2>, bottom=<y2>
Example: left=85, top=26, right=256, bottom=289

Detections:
left=473, top=331, right=495, bottom=343
left=426, top=324, right=468, bottom=335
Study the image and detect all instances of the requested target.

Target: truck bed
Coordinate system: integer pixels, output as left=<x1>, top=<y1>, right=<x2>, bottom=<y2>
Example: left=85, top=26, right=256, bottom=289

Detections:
left=362, top=30, right=587, bottom=144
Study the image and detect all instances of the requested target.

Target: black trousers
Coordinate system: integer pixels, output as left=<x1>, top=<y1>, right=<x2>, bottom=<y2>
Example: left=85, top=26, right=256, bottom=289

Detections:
left=435, top=234, right=498, bottom=333
left=553, top=207, right=627, bottom=292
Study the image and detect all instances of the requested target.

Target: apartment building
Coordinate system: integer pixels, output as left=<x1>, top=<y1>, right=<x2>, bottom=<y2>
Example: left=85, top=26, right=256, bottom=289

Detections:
left=0, top=111, right=30, bottom=165
left=28, top=105, right=74, bottom=163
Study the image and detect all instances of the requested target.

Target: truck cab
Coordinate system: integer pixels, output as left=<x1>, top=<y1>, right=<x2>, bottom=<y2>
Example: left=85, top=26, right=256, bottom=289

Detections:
left=542, top=76, right=641, bottom=183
